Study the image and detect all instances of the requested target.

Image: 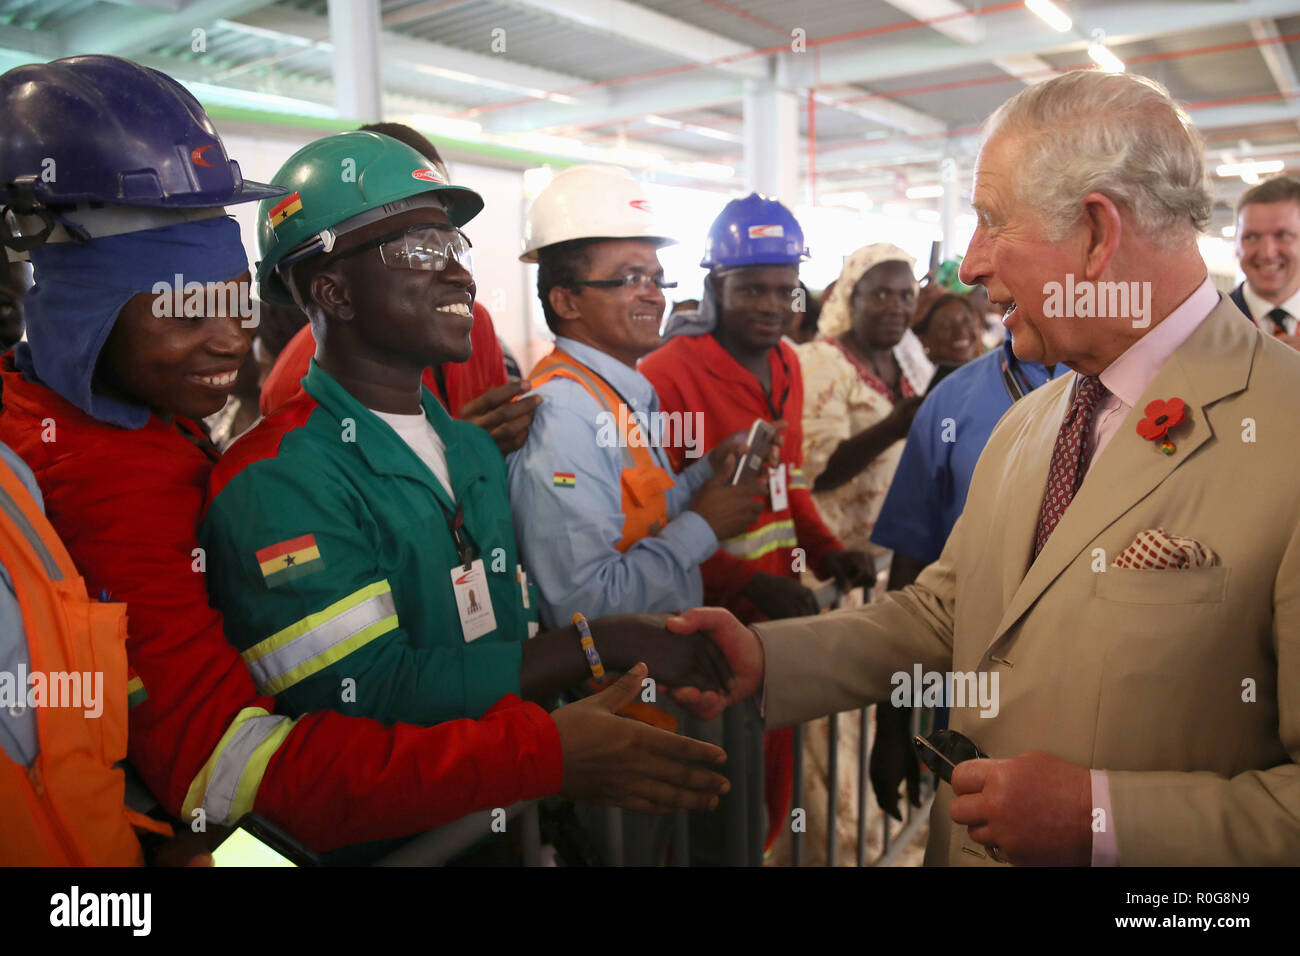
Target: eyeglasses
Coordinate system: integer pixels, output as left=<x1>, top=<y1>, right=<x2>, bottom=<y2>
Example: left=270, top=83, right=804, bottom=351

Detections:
left=334, top=223, right=473, bottom=274
left=913, top=729, right=988, bottom=784
left=571, top=273, right=678, bottom=292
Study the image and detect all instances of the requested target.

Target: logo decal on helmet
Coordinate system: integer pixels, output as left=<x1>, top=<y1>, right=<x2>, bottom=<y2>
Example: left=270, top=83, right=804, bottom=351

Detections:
left=412, top=168, right=446, bottom=184
left=190, top=145, right=216, bottom=168
left=748, top=224, right=784, bottom=238
left=629, top=199, right=652, bottom=212
left=268, top=191, right=303, bottom=229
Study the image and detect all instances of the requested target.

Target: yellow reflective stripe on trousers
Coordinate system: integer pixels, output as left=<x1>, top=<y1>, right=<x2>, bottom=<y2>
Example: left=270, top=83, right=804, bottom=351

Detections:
left=181, top=706, right=298, bottom=825
left=720, top=519, right=797, bottom=560
left=242, top=580, right=399, bottom=696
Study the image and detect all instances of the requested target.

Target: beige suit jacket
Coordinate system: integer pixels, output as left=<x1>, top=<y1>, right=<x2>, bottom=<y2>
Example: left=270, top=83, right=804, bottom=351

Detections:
left=755, top=297, right=1300, bottom=865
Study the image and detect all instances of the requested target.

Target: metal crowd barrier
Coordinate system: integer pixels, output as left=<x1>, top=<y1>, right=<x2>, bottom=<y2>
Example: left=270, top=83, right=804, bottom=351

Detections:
left=787, top=578, right=936, bottom=867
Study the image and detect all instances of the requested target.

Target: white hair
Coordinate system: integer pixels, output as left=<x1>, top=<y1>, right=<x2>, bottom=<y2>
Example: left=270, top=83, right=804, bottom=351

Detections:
left=984, top=70, right=1212, bottom=244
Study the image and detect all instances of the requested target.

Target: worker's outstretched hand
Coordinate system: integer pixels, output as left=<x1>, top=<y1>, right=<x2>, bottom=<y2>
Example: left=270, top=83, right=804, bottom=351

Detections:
left=553, top=663, right=730, bottom=814
left=591, top=613, right=733, bottom=693
left=663, top=607, right=765, bottom=721
left=459, top=379, right=542, bottom=455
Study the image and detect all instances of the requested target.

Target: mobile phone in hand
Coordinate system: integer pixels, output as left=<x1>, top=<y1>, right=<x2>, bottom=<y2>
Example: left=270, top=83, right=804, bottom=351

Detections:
left=212, top=813, right=321, bottom=867
left=728, top=419, right=778, bottom=486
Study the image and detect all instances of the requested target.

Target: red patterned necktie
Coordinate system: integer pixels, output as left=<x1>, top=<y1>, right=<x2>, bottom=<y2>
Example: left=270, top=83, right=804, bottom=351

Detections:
left=1033, top=375, right=1107, bottom=558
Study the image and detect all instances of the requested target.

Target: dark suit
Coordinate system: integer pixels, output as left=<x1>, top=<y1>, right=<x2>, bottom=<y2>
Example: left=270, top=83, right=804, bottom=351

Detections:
left=1229, top=282, right=1253, bottom=321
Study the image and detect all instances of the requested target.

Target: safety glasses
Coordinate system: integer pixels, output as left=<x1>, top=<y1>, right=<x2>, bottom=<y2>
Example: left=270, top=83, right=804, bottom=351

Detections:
left=571, top=273, right=677, bottom=292
left=334, top=222, right=473, bottom=274
left=913, top=728, right=988, bottom=784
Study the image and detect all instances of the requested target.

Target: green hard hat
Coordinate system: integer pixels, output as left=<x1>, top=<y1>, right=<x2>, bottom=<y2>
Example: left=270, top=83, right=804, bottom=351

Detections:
left=255, top=129, right=484, bottom=304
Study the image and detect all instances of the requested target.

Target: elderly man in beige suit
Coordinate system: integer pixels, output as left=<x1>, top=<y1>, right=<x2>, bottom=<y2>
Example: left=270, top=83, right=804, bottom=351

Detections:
left=668, top=70, right=1300, bottom=866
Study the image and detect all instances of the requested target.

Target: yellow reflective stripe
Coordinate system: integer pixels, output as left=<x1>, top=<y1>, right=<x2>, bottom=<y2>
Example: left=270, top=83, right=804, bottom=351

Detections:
left=181, top=707, right=298, bottom=825
left=720, top=519, right=797, bottom=560
left=242, top=580, right=398, bottom=695
left=724, top=518, right=795, bottom=544
left=789, top=467, right=806, bottom=489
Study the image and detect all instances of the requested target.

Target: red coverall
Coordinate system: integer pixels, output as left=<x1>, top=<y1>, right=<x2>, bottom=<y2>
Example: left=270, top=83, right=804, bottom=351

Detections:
left=640, top=332, right=844, bottom=849
left=0, top=357, right=561, bottom=853
left=260, top=300, right=508, bottom=417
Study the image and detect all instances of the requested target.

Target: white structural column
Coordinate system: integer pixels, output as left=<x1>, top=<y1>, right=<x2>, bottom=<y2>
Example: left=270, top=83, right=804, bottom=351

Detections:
left=939, top=157, right=961, bottom=261
left=743, top=56, right=799, bottom=202
left=328, top=0, right=382, bottom=122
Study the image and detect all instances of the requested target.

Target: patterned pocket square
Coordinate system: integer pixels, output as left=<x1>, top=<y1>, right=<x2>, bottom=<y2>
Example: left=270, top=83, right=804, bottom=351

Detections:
left=1113, top=528, right=1219, bottom=570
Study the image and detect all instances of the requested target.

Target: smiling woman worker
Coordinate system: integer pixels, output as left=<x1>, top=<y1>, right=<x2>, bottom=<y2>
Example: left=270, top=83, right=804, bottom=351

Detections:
left=797, top=243, right=934, bottom=562
left=0, top=56, right=729, bottom=857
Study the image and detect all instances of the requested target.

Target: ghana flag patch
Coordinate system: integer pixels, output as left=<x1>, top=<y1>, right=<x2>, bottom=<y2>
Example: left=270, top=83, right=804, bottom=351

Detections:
left=126, top=673, right=147, bottom=709
left=553, top=472, right=576, bottom=488
left=268, top=191, right=303, bottom=228
left=256, top=533, right=324, bottom=587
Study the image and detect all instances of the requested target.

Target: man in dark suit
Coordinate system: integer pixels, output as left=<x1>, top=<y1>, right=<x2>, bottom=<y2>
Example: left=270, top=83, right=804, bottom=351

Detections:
left=1230, top=174, right=1300, bottom=350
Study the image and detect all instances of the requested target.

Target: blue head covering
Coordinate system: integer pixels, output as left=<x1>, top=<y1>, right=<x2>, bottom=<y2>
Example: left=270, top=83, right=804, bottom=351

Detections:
left=14, top=216, right=249, bottom=429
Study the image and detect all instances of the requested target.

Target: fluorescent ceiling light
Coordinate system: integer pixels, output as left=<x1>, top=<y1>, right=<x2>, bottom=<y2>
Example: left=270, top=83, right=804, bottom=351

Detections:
left=822, top=191, right=874, bottom=209
left=400, top=114, right=483, bottom=138
left=1217, top=159, right=1285, bottom=179
left=644, top=114, right=740, bottom=143
left=1026, top=0, right=1071, bottom=33
left=905, top=184, right=944, bottom=199
left=675, top=162, right=735, bottom=181
left=1089, top=31, right=1125, bottom=73
left=1221, top=225, right=1236, bottom=238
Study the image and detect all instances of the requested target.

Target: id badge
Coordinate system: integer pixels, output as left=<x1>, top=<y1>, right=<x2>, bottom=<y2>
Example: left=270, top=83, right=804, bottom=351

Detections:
left=451, top=559, right=498, bottom=642
left=768, top=462, right=789, bottom=512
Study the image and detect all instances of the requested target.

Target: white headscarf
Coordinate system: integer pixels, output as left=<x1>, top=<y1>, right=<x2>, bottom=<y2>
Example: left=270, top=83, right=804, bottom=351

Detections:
left=817, top=242, right=933, bottom=392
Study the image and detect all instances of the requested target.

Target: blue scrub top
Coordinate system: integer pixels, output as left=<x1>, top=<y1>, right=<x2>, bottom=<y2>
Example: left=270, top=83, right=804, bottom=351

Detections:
left=871, top=338, right=1062, bottom=564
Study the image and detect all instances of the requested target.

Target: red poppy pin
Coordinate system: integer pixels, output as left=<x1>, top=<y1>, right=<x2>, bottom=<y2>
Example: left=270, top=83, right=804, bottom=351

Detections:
left=1136, top=397, right=1186, bottom=455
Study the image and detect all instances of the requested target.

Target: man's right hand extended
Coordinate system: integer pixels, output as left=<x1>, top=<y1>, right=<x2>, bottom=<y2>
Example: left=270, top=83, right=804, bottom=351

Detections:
left=664, top=607, right=765, bottom=721
left=553, top=663, right=730, bottom=814
left=690, top=453, right=765, bottom=540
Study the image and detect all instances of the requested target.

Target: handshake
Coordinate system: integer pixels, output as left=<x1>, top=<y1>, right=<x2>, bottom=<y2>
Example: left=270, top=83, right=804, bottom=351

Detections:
left=551, top=607, right=765, bottom=815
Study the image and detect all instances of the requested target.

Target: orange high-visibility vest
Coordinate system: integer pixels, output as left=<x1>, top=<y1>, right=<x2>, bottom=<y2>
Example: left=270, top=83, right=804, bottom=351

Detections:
left=530, top=349, right=681, bottom=732
left=0, top=460, right=165, bottom=865
left=530, top=349, right=677, bottom=552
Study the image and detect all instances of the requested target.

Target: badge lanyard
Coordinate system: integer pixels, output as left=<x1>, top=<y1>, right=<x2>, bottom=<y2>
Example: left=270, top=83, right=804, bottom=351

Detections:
left=1000, top=354, right=1033, bottom=403
left=444, top=502, right=479, bottom=569
left=764, top=348, right=791, bottom=421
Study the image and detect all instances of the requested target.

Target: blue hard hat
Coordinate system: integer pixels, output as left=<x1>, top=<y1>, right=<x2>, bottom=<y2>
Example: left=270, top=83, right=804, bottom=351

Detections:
left=0, top=55, right=283, bottom=210
left=700, top=192, right=809, bottom=270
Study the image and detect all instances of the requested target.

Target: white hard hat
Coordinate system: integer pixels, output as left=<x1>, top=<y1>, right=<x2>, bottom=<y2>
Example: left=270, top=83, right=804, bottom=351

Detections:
left=520, top=164, right=676, bottom=263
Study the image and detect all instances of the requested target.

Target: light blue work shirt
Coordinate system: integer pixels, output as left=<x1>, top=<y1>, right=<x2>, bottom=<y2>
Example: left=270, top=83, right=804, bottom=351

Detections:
left=1, top=440, right=42, bottom=765
left=507, top=337, right=717, bottom=629
left=871, top=337, right=1062, bottom=564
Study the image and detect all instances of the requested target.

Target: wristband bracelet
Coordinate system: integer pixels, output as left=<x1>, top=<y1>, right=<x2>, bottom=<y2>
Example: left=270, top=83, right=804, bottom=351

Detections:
left=572, top=612, right=605, bottom=679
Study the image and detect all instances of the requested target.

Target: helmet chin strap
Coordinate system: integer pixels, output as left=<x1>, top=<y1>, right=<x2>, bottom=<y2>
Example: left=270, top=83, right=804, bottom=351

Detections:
left=2, top=203, right=229, bottom=260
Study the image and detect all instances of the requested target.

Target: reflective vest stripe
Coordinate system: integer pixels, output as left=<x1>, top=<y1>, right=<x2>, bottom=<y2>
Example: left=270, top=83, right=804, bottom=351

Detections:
left=0, top=484, right=62, bottom=580
left=789, top=467, right=807, bottom=490
left=181, top=707, right=298, bottom=826
left=242, top=580, right=398, bottom=696
left=720, top=518, right=797, bottom=560
left=531, top=358, right=636, bottom=468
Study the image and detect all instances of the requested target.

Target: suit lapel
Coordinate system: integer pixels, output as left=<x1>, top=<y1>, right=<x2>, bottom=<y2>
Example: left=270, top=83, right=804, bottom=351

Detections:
left=984, top=298, right=1257, bottom=655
